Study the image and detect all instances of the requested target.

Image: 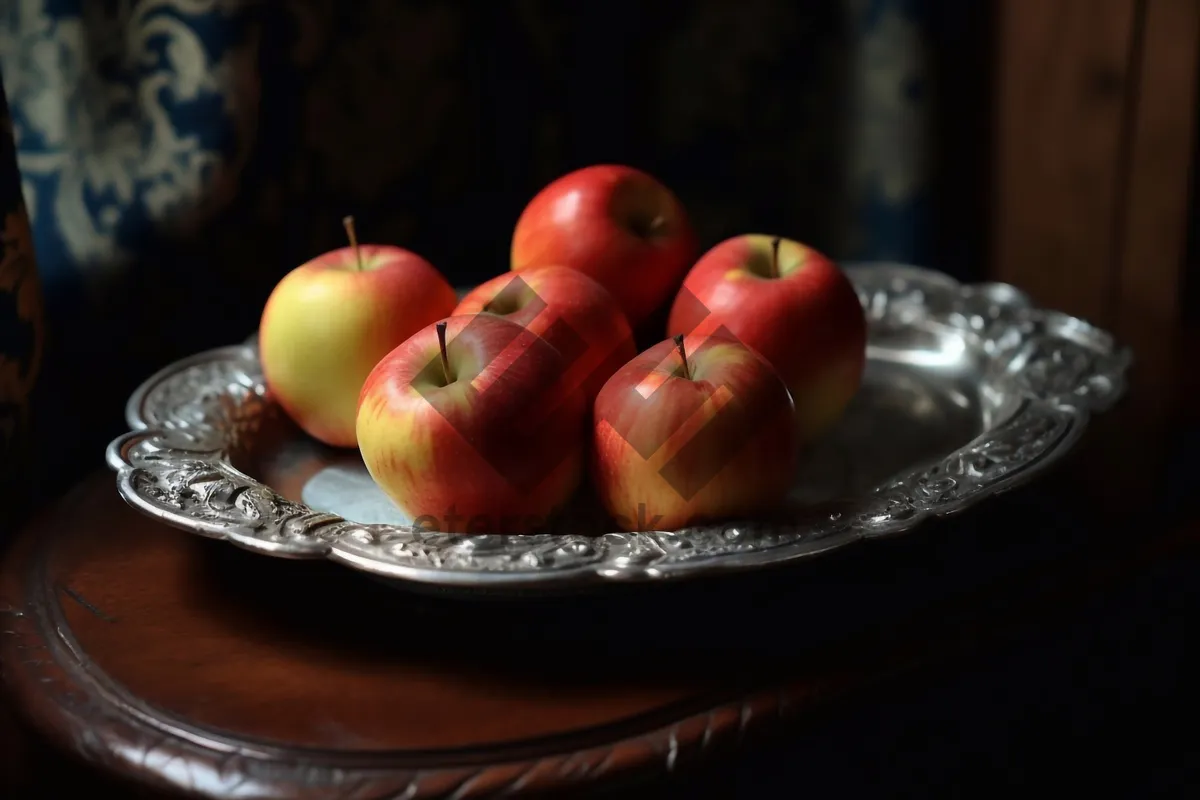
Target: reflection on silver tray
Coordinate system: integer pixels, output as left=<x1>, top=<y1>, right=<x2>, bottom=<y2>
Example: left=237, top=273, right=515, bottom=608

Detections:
left=106, top=264, right=1130, bottom=592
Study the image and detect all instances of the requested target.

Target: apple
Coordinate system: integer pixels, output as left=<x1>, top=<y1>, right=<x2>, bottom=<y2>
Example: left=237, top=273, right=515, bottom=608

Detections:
left=667, top=234, right=866, bottom=441
left=591, top=332, right=798, bottom=532
left=453, top=265, right=637, bottom=404
left=510, top=164, right=698, bottom=328
left=357, top=314, right=587, bottom=534
left=259, top=217, right=459, bottom=448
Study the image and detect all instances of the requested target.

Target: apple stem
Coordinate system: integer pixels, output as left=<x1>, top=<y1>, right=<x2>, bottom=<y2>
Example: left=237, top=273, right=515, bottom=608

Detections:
left=436, top=321, right=452, bottom=384
left=343, top=215, right=364, bottom=271
left=769, top=236, right=781, bottom=279
left=673, top=334, right=691, bottom=380
left=649, top=214, right=666, bottom=233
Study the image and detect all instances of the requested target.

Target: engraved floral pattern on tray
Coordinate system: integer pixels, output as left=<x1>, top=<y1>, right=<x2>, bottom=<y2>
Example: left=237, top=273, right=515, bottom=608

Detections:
left=106, top=264, right=1131, bottom=590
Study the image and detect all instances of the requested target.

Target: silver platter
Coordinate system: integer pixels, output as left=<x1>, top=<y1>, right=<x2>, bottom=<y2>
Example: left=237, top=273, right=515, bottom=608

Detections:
left=106, top=264, right=1130, bottom=593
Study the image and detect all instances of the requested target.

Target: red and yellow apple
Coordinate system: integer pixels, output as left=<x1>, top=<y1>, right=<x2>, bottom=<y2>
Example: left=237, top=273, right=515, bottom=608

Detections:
left=667, top=235, right=866, bottom=441
left=357, top=314, right=587, bottom=534
left=259, top=218, right=459, bottom=448
left=453, top=265, right=637, bottom=404
left=511, top=164, right=698, bottom=328
left=591, top=332, right=798, bottom=532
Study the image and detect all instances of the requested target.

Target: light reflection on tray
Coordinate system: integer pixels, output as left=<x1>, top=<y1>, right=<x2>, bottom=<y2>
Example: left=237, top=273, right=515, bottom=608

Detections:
left=105, top=264, right=1130, bottom=594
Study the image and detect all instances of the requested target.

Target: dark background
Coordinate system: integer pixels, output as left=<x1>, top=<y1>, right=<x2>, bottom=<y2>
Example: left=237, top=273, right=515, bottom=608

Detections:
left=1, top=0, right=1199, bottom=797
left=12, top=0, right=996, bottom=501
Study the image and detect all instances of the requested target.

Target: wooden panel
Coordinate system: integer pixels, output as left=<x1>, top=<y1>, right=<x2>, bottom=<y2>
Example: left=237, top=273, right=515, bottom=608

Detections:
left=992, top=0, right=1200, bottom=509
left=992, top=0, right=1139, bottom=325
left=1114, top=0, right=1200, bottom=426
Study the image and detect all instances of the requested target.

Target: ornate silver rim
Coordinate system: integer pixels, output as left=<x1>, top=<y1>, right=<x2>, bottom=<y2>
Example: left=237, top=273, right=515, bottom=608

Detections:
left=105, top=264, right=1131, bottom=590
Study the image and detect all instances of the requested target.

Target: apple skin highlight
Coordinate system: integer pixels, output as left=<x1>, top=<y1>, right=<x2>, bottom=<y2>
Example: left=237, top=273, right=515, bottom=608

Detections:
left=667, top=235, right=867, bottom=442
left=259, top=243, right=458, bottom=448
left=511, top=164, right=698, bottom=328
left=454, top=265, right=637, bottom=404
left=357, top=314, right=587, bottom=534
left=591, top=332, right=798, bottom=532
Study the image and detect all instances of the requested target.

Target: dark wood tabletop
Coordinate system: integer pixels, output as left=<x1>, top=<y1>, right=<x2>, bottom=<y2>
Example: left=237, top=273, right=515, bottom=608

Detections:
left=2, top=425, right=1198, bottom=800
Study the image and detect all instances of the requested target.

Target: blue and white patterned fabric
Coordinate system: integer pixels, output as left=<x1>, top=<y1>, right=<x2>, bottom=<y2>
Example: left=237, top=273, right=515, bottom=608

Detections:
left=1, top=0, right=259, bottom=314
left=0, top=0, right=938, bottom=487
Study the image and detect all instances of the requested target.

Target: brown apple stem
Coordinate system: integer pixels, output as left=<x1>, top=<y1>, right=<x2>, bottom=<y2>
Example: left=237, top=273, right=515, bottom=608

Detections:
left=769, top=236, right=781, bottom=278
left=436, top=321, right=452, bottom=384
left=648, top=214, right=666, bottom=233
left=673, top=334, right=691, bottom=380
left=343, top=215, right=364, bottom=271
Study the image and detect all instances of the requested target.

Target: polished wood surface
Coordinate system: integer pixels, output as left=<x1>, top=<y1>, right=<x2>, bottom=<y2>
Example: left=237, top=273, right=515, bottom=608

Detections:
left=992, top=0, right=1140, bottom=326
left=1109, top=0, right=1199, bottom=478
left=991, top=0, right=1198, bottom=511
left=1, top=465, right=1195, bottom=798
left=36, top=498, right=697, bottom=751
left=991, top=0, right=1198, bottom=338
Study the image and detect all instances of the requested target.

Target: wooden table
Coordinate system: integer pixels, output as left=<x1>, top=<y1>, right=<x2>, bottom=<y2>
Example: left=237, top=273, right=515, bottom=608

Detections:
left=0, top=463, right=1196, bottom=798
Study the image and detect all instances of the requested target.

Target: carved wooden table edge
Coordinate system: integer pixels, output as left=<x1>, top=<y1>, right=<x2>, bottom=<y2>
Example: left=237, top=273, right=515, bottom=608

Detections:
left=0, top=487, right=837, bottom=800
left=2, top=478, right=1197, bottom=800
left=0, top=572, right=814, bottom=800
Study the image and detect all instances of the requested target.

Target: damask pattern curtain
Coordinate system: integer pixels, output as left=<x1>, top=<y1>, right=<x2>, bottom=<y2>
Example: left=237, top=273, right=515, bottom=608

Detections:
left=0, top=0, right=948, bottom=489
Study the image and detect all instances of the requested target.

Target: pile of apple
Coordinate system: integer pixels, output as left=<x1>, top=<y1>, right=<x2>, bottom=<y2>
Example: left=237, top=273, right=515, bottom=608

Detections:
left=259, top=165, right=866, bottom=535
